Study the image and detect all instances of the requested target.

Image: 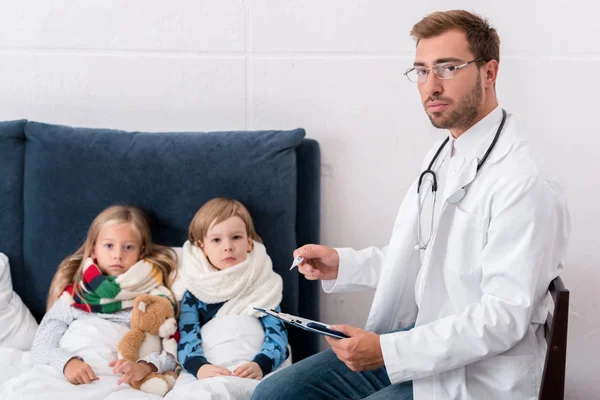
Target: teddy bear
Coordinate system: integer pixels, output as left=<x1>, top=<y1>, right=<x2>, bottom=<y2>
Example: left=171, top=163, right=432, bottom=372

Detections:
left=117, top=294, right=179, bottom=397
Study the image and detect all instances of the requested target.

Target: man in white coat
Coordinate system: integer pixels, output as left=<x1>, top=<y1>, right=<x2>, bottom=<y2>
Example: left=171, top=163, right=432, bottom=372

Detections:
left=252, top=10, right=570, bottom=400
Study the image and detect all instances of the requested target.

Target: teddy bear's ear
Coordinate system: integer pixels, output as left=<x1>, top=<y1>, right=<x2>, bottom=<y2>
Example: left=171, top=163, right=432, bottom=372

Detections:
left=138, top=301, right=147, bottom=313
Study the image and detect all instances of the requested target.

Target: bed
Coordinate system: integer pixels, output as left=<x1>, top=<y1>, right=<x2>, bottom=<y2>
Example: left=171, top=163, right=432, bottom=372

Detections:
left=0, top=119, right=321, bottom=399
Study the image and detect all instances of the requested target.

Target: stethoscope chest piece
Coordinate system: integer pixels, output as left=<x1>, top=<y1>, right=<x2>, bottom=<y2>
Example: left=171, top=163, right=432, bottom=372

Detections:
left=447, top=189, right=466, bottom=204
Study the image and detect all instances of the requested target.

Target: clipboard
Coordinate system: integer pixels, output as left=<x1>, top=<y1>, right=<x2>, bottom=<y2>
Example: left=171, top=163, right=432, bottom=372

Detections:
left=253, top=307, right=348, bottom=339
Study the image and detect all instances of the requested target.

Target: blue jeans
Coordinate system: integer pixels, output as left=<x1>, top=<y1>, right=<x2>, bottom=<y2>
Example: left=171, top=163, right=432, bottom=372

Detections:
left=251, top=348, right=413, bottom=400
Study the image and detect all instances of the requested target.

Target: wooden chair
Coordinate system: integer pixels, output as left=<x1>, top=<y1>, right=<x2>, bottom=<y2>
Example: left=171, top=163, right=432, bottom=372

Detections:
left=539, top=276, right=569, bottom=400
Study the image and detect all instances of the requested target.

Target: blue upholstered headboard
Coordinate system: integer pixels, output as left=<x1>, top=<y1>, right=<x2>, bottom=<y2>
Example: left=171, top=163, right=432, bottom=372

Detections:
left=0, top=119, right=320, bottom=362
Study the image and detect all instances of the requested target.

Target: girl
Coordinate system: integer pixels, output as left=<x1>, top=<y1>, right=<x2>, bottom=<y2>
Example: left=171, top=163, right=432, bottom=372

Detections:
left=175, top=197, right=289, bottom=381
left=32, top=205, right=178, bottom=387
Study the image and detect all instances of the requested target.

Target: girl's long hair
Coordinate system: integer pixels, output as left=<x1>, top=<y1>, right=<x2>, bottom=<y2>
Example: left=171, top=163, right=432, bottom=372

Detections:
left=46, top=205, right=178, bottom=312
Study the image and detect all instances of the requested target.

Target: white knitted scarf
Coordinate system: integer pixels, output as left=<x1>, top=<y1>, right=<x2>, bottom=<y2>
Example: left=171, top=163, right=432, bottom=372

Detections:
left=175, top=240, right=283, bottom=318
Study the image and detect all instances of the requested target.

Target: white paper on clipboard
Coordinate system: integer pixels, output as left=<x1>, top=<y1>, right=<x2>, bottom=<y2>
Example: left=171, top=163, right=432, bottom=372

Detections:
left=253, top=307, right=348, bottom=339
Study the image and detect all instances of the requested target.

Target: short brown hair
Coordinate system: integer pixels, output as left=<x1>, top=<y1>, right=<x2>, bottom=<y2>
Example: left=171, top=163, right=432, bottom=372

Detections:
left=411, top=10, right=500, bottom=64
left=188, top=197, right=262, bottom=246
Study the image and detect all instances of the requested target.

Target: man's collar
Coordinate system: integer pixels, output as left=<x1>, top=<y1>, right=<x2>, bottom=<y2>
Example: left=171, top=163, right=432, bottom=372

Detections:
left=451, top=106, right=503, bottom=162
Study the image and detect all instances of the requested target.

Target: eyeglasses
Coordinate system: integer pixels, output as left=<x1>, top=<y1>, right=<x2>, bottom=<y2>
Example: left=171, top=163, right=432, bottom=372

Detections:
left=404, top=58, right=484, bottom=83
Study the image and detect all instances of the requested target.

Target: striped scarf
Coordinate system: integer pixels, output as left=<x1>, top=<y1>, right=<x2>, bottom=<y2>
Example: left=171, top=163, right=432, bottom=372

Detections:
left=60, top=258, right=174, bottom=313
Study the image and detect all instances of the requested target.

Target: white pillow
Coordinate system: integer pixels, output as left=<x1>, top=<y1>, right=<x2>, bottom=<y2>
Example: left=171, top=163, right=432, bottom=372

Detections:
left=0, top=253, right=39, bottom=350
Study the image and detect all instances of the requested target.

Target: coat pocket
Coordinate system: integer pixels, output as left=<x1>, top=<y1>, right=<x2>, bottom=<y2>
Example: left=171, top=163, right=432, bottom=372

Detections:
left=441, top=205, right=485, bottom=275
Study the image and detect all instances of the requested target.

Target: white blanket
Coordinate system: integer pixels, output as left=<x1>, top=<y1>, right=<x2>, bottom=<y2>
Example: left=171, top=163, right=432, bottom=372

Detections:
left=168, top=315, right=291, bottom=400
left=0, top=315, right=290, bottom=400
left=0, top=317, right=160, bottom=400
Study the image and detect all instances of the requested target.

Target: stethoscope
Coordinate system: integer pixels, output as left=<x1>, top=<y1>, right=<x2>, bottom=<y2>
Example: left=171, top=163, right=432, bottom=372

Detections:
left=415, top=109, right=507, bottom=251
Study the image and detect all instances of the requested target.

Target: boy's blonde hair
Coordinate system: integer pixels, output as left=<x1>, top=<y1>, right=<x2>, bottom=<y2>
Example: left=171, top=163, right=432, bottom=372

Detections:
left=46, top=205, right=178, bottom=311
left=188, top=198, right=262, bottom=246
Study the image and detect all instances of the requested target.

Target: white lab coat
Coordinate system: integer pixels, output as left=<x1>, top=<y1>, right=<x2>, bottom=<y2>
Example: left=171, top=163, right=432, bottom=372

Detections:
left=325, top=109, right=571, bottom=400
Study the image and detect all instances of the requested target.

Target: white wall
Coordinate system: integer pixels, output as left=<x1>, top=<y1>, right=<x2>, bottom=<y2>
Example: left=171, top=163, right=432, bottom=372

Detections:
left=0, top=1, right=598, bottom=398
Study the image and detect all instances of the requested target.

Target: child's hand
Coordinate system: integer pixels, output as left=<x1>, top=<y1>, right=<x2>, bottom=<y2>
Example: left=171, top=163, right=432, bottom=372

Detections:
left=64, top=357, right=99, bottom=385
left=233, top=361, right=263, bottom=380
left=109, top=359, right=157, bottom=385
left=197, top=364, right=232, bottom=379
